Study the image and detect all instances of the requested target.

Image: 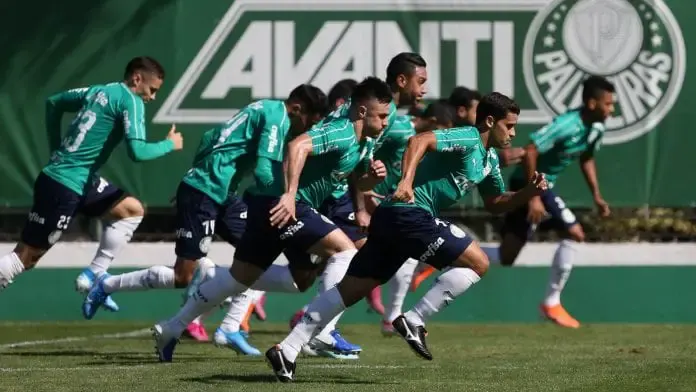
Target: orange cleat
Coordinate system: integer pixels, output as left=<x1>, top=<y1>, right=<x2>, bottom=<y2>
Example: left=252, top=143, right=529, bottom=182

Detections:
left=410, top=265, right=436, bottom=292
left=240, top=303, right=255, bottom=333
left=540, top=304, right=580, bottom=329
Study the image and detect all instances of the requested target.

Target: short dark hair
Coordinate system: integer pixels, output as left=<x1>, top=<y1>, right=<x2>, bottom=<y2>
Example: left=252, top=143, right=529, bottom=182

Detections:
left=124, top=56, right=165, bottom=79
left=475, top=92, right=520, bottom=124
left=423, top=100, right=455, bottom=126
left=328, top=79, right=358, bottom=106
left=351, top=77, right=393, bottom=105
left=448, top=86, right=482, bottom=109
left=386, top=52, right=427, bottom=85
left=288, top=84, right=329, bottom=117
left=582, top=76, right=615, bottom=103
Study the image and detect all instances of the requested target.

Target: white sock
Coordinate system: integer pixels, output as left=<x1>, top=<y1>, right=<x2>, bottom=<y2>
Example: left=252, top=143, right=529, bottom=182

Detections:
left=385, top=258, right=418, bottom=323
left=219, top=289, right=254, bottom=333
left=169, top=269, right=248, bottom=334
left=88, top=217, right=142, bottom=276
left=314, top=249, right=356, bottom=341
left=405, top=267, right=481, bottom=327
left=249, top=265, right=299, bottom=293
left=101, top=265, right=175, bottom=293
left=0, top=252, right=25, bottom=287
left=544, top=239, right=577, bottom=306
left=250, top=289, right=266, bottom=304
left=280, top=286, right=346, bottom=362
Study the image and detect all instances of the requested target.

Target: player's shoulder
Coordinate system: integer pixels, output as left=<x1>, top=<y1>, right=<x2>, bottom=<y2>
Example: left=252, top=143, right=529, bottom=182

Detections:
left=437, top=125, right=478, bottom=138
left=551, top=109, right=584, bottom=128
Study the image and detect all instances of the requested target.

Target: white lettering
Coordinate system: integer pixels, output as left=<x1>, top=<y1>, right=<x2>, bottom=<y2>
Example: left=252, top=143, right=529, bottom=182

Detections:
left=493, top=22, right=514, bottom=96
left=441, top=22, right=491, bottom=91
left=313, top=21, right=374, bottom=92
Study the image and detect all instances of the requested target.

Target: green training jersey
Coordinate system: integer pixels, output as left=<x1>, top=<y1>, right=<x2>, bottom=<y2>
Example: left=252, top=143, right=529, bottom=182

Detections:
left=183, top=99, right=288, bottom=204
left=324, top=99, right=398, bottom=200
left=372, top=115, right=416, bottom=196
left=383, top=126, right=505, bottom=216
left=42, top=82, right=174, bottom=195
left=511, top=109, right=604, bottom=187
left=296, top=116, right=370, bottom=208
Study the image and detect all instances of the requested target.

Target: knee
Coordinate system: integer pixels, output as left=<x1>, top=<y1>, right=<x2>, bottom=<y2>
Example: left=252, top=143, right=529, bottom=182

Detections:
left=567, top=225, right=585, bottom=243
left=111, top=197, right=145, bottom=219
left=173, top=260, right=196, bottom=288
left=471, top=253, right=490, bottom=277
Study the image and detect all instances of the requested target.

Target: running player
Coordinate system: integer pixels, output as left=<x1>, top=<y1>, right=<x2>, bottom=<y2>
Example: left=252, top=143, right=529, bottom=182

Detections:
left=498, top=76, right=614, bottom=328
left=82, top=85, right=328, bottom=334
left=151, top=77, right=393, bottom=363
left=448, top=86, right=481, bottom=127
left=0, top=57, right=182, bottom=300
left=375, top=100, right=455, bottom=336
left=291, top=53, right=428, bottom=357
left=266, top=92, right=549, bottom=382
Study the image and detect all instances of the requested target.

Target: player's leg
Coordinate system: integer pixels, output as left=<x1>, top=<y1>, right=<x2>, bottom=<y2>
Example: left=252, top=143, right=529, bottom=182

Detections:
left=382, top=257, right=418, bottom=335
left=539, top=192, right=584, bottom=328
left=75, top=176, right=141, bottom=312
left=397, top=218, right=487, bottom=360
left=151, top=193, right=285, bottom=362
left=82, top=183, right=217, bottom=320
left=0, top=173, right=80, bottom=290
left=267, top=205, right=407, bottom=382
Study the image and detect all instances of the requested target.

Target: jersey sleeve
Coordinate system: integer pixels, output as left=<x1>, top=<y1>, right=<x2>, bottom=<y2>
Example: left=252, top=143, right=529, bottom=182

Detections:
left=478, top=150, right=506, bottom=198
left=306, top=121, right=355, bottom=156
left=529, top=116, right=576, bottom=154
left=45, top=88, right=89, bottom=151
left=433, top=128, right=480, bottom=152
left=586, top=123, right=605, bottom=155
left=256, top=110, right=288, bottom=162
left=121, top=93, right=147, bottom=141
left=125, top=139, right=174, bottom=162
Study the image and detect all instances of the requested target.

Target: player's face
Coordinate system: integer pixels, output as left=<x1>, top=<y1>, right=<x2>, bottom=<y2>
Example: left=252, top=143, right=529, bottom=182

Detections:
left=489, top=111, right=518, bottom=149
left=289, top=106, right=322, bottom=137
left=397, top=67, right=428, bottom=106
left=134, top=73, right=163, bottom=103
left=588, top=90, right=615, bottom=122
left=359, top=99, right=391, bottom=138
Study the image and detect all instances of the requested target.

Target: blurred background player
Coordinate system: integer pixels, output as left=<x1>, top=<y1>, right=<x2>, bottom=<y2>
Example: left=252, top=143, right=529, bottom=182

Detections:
left=448, top=86, right=481, bottom=126
left=0, top=57, right=183, bottom=304
left=496, top=76, right=615, bottom=328
left=373, top=99, right=455, bottom=336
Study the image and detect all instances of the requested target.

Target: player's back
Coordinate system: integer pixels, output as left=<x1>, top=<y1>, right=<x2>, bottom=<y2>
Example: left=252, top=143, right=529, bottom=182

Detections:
left=43, top=82, right=136, bottom=195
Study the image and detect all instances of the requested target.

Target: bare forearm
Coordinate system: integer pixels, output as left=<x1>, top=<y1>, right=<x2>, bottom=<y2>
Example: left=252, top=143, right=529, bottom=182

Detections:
left=485, top=189, right=535, bottom=214
left=581, top=158, right=601, bottom=197
left=401, top=133, right=435, bottom=186
left=348, top=176, right=367, bottom=212
left=284, top=143, right=310, bottom=194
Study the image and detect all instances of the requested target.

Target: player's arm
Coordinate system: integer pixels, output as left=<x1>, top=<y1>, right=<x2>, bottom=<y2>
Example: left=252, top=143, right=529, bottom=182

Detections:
left=580, top=149, right=610, bottom=216
left=45, top=87, right=89, bottom=151
left=122, top=97, right=182, bottom=161
left=255, top=119, right=284, bottom=187
left=481, top=154, right=546, bottom=214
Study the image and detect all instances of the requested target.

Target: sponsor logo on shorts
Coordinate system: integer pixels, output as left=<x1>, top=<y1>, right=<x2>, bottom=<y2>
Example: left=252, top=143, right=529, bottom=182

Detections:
left=419, top=237, right=445, bottom=262
left=280, top=221, right=305, bottom=240
left=175, top=228, right=193, bottom=239
left=27, top=212, right=45, bottom=225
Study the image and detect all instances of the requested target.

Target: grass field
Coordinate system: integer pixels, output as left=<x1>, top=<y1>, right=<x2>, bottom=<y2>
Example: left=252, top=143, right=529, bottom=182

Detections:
left=1, top=322, right=695, bottom=391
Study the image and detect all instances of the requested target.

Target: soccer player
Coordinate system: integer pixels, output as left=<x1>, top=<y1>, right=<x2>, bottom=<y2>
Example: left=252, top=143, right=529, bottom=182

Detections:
left=82, top=85, right=328, bottom=338
left=497, top=76, right=614, bottom=328
left=292, top=53, right=429, bottom=357
left=374, top=100, right=455, bottom=336
left=151, top=77, right=393, bottom=363
left=327, top=79, right=358, bottom=109
left=448, top=86, right=481, bottom=127
left=266, top=92, right=548, bottom=382
left=0, top=57, right=182, bottom=298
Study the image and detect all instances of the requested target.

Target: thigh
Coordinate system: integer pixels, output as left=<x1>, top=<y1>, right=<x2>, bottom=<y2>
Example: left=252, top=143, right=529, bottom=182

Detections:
left=322, top=193, right=366, bottom=243
left=216, top=194, right=248, bottom=247
left=281, top=201, right=339, bottom=254
left=539, top=190, right=578, bottom=232
left=21, top=173, right=82, bottom=249
left=234, top=193, right=284, bottom=270
left=173, top=183, right=220, bottom=260
left=78, top=176, right=127, bottom=217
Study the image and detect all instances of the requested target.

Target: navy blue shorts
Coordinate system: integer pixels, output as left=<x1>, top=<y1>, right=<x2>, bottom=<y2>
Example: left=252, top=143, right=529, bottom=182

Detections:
left=174, top=183, right=247, bottom=259
left=347, top=206, right=474, bottom=284
left=319, top=193, right=366, bottom=242
left=501, top=178, right=578, bottom=241
left=235, top=193, right=336, bottom=270
left=21, top=172, right=125, bottom=249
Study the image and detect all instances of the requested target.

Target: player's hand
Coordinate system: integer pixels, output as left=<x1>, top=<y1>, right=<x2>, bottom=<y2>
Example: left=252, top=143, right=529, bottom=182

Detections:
left=369, top=159, right=387, bottom=180
left=392, top=181, right=415, bottom=203
left=527, top=196, right=547, bottom=225
left=270, top=193, right=296, bottom=228
left=167, top=124, right=184, bottom=151
left=594, top=196, right=611, bottom=217
left=524, top=171, right=548, bottom=195
left=355, top=210, right=372, bottom=233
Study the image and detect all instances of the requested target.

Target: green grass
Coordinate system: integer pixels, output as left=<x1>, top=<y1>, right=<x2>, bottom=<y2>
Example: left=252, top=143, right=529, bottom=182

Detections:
left=1, top=322, right=695, bottom=391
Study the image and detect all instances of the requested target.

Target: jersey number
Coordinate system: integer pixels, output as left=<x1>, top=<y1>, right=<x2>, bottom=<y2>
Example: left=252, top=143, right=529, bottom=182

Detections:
left=215, top=113, right=249, bottom=148
left=202, top=220, right=216, bottom=236
left=65, top=110, right=97, bottom=152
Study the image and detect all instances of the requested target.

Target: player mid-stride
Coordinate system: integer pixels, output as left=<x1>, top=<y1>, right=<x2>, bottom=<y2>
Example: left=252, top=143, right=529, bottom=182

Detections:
left=0, top=57, right=183, bottom=298
left=498, top=76, right=615, bottom=328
